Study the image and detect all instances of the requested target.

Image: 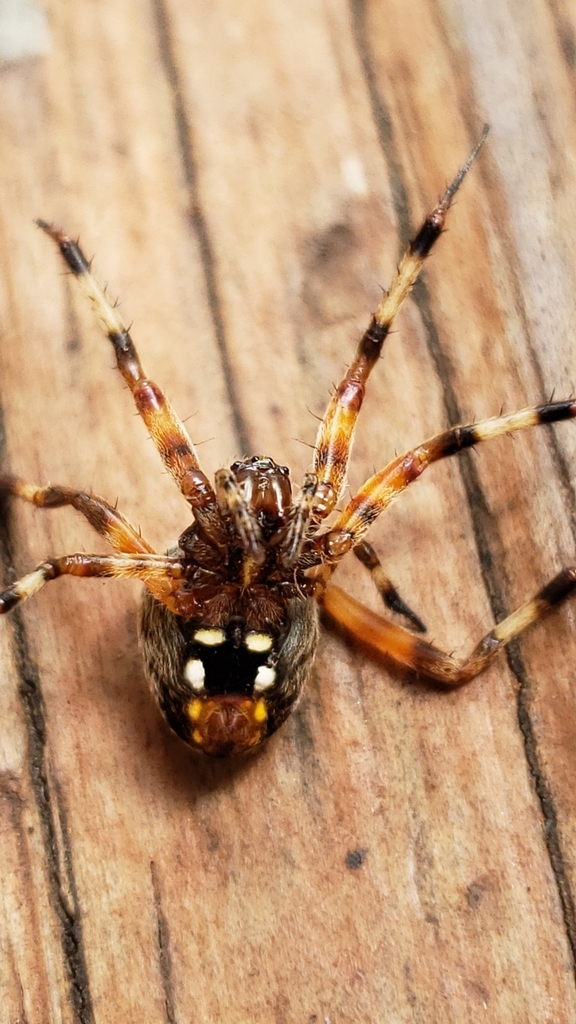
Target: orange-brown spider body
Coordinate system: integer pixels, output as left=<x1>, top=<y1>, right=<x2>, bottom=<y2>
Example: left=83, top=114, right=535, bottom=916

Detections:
left=3, top=125, right=576, bottom=756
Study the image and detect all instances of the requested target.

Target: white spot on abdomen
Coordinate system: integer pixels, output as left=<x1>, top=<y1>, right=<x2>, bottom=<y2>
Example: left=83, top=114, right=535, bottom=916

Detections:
left=193, top=628, right=226, bottom=647
left=245, top=632, right=274, bottom=653
left=184, top=659, right=205, bottom=691
left=254, top=665, right=276, bottom=692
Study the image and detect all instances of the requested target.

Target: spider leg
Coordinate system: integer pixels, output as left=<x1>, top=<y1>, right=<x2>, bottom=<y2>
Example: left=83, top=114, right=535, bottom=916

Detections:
left=323, top=568, right=576, bottom=685
left=0, top=474, right=154, bottom=554
left=311, top=127, right=489, bottom=520
left=321, top=399, right=576, bottom=561
left=0, top=552, right=186, bottom=615
left=36, top=221, right=217, bottom=516
left=353, top=538, right=426, bottom=633
left=0, top=477, right=191, bottom=610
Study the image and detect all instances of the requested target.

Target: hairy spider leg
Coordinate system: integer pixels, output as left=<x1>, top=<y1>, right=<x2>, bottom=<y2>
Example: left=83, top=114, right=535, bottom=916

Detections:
left=319, top=400, right=576, bottom=682
left=328, top=401, right=576, bottom=547
left=35, top=221, right=218, bottom=520
left=0, top=475, right=154, bottom=553
left=311, top=126, right=490, bottom=521
left=0, top=552, right=186, bottom=615
left=0, top=475, right=194, bottom=609
left=353, top=538, right=426, bottom=633
left=323, top=567, right=576, bottom=685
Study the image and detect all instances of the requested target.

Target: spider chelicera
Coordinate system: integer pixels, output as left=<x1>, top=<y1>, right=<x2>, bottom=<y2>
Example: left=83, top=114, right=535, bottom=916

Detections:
left=2, top=125, right=576, bottom=756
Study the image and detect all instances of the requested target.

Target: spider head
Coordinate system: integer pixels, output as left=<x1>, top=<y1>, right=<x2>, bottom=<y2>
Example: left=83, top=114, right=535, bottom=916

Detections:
left=178, top=456, right=296, bottom=571
left=225, top=456, right=293, bottom=544
left=229, top=455, right=292, bottom=532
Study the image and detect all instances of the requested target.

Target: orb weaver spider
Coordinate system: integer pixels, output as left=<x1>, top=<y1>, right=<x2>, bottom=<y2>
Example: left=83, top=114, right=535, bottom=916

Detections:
left=1, top=125, right=575, bottom=756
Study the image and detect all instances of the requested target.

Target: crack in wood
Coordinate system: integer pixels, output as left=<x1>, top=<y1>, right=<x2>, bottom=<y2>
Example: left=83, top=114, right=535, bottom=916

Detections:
left=151, top=861, right=178, bottom=1024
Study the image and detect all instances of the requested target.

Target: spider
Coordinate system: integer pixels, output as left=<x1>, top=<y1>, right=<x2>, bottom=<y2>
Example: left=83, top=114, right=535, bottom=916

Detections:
left=2, top=125, right=575, bottom=757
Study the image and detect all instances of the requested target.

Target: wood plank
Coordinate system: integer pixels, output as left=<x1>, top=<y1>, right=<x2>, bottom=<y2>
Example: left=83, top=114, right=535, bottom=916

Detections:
left=0, top=0, right=575, bottom=1020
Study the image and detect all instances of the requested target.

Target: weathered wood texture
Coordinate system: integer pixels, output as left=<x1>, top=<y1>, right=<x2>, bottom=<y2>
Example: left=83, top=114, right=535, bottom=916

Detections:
left=1, top=0, right=576, bottom=1021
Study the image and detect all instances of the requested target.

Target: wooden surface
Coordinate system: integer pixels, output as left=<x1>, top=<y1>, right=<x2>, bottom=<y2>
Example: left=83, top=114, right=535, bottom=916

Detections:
left=1, top=0, right=576, bottom=1021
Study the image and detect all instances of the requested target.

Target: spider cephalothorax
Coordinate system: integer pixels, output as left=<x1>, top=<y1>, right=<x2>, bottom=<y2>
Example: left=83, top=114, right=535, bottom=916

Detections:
left=2, top=125, right=576, bottom=756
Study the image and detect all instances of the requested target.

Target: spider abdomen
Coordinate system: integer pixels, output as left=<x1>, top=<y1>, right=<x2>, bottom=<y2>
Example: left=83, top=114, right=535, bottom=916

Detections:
left=139, top=589, right=319, bottom=756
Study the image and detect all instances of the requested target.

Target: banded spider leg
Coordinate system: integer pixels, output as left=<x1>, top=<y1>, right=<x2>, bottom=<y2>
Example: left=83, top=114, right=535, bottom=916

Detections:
left=320, top=405, right=576, bottom=683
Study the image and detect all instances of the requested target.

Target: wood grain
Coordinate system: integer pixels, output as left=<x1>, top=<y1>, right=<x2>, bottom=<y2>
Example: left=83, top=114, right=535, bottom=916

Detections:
left=1, top=0, right=576, bottom=1020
